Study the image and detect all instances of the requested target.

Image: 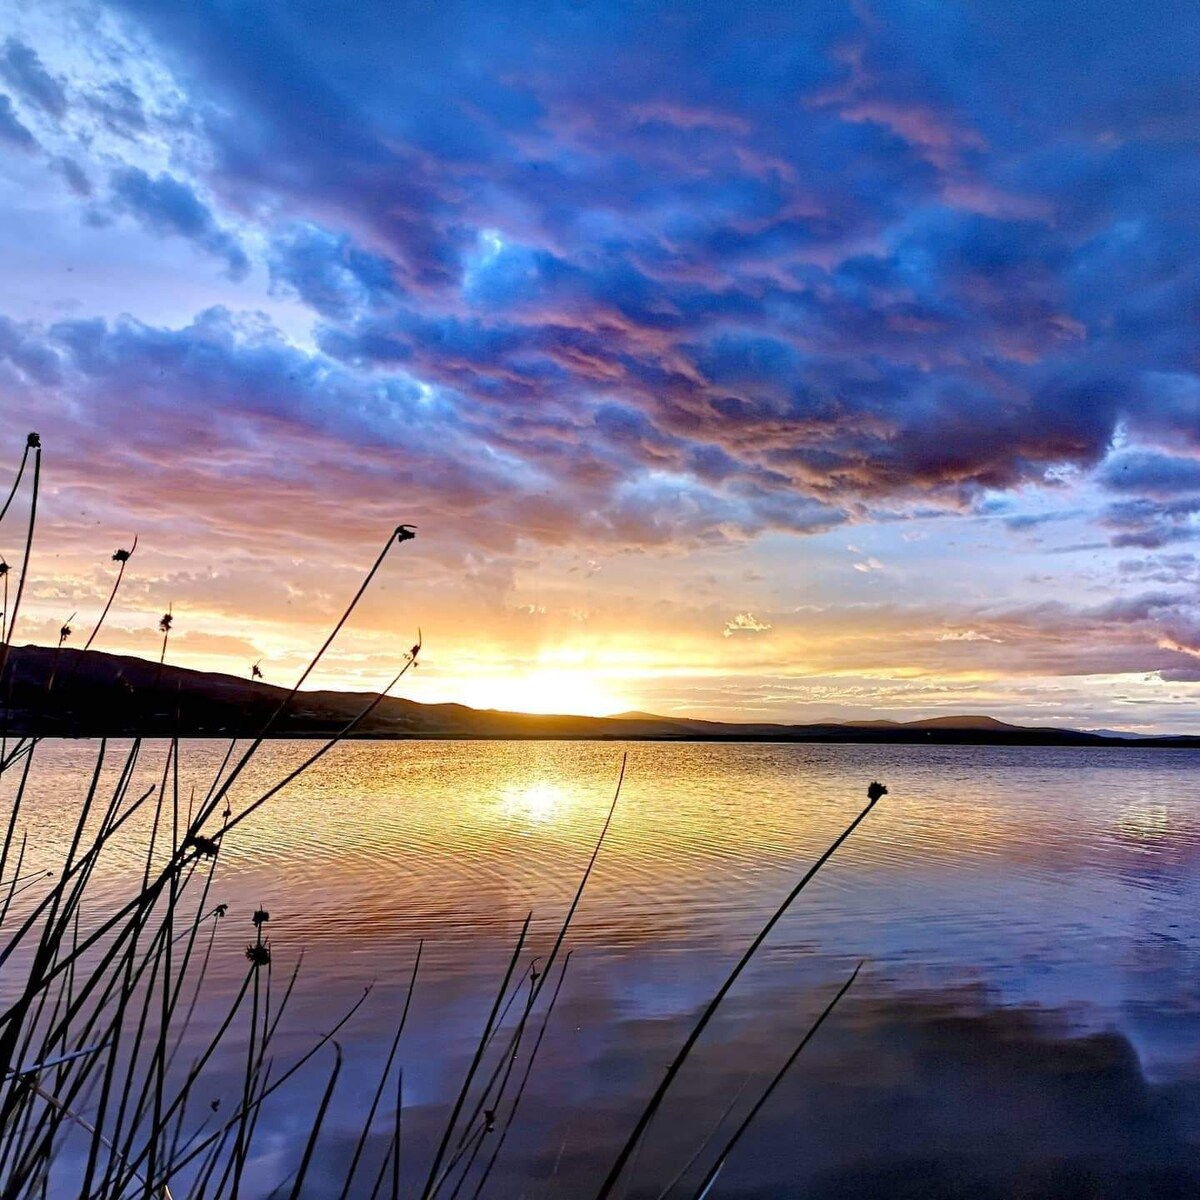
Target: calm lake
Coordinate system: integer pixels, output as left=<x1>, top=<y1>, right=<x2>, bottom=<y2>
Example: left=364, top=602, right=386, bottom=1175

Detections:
left=18, top=739, right=1200, bottom=1197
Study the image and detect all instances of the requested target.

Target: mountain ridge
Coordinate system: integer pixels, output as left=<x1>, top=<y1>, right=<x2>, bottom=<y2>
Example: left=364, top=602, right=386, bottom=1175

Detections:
left=1, top=645, right=1196, bottom=748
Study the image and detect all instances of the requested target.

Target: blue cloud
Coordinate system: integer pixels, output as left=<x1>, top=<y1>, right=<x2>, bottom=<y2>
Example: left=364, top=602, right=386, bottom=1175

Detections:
left=270, top=224, right=397, bottom=319
left=0, top=306, right=845, bottom=551
left=54, top=157, right=91, bottom=197
left=1098, top=451, right=1200, bottom=497
left=0, top=0, right=1186, bottom=553
left=109, top=168, right=250, bottom=280
left=0, top=94, right=36, bottom=151
left=0, top=38, right=67, bottom=119
left=86, top=81, right=147, bottom=136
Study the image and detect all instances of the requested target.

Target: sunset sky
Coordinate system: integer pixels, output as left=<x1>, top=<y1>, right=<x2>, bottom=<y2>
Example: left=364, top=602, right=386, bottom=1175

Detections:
left=1, top=0, right=1199, bottom=730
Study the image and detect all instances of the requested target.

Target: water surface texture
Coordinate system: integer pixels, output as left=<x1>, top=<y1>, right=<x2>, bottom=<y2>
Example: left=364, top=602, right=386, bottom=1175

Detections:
left=19, top=740, right=1200, bottom=1197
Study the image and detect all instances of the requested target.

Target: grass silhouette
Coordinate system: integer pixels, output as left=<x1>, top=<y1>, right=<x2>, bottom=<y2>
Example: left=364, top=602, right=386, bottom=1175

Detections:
left=0, top=433, right=881, bottom=1198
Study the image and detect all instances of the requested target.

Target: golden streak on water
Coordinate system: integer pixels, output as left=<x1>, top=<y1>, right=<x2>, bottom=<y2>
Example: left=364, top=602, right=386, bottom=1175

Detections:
left=7, top=738, right=1200, bottom=982
left=501, top=780, right=569, bottom=824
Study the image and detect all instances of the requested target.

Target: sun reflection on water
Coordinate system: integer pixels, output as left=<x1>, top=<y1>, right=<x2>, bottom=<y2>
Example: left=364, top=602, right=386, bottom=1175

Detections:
left=501, top=779, right=567, bottom=824
left=1116, top=800, right=1171, bottom=842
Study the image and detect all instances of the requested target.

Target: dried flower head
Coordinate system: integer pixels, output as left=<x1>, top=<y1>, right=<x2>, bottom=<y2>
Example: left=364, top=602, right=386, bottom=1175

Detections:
left=252, top=908, right=270, bottom=927
left=215, top=903, right=228, bottom=918
left=867, top=781, right=888, bottom=804
left=0, top=560, right=9, bottom=577
left=245, top=942, right=271, bottom=967
left=185, top=833, right=221, bottom=859
left=26, top=432, right=39, bottom=449
left=158, top=611, right=173, bottom=634
left=58, top=622, right=72, bottom=645
left=395, top=524, right=417, bottom=543
left=251, top=661, right=263, bottom=680
left=112, top=548, right=132, bottom=563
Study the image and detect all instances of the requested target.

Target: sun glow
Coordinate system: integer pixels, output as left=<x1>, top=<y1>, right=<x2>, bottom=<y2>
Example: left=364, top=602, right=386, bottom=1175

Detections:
left=453, top=667, right=630, bottom=717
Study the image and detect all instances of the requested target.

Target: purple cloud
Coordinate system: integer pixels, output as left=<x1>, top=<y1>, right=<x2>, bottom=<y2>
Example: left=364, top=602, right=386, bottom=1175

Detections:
left=1098, top=451, right=1200, bottom=497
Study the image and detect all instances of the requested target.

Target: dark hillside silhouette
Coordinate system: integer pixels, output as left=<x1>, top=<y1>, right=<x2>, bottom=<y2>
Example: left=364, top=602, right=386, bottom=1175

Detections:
left=4, top=645, right=1196, bottom=747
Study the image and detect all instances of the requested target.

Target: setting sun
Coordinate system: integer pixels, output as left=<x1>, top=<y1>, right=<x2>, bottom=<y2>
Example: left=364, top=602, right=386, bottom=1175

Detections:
left=455, top=666, right=630, bottom=717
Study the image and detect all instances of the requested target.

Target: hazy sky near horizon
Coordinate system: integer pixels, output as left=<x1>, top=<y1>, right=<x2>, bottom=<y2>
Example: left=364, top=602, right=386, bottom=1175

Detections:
left=1, top=0, right=1200, bottom=729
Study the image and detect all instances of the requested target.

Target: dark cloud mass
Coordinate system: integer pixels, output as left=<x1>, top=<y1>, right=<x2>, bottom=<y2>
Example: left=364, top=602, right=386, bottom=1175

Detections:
left=109, top=168, right=250, bottom=280
left=0, top=306, right=843, bottom=556
left=76, top=0, right=1198, bottom=528
left=0, top=93, right=36, bottom=150
left=1098, top=451, right=1200, bottom=497
left=0, top=38, right=67, bottom=118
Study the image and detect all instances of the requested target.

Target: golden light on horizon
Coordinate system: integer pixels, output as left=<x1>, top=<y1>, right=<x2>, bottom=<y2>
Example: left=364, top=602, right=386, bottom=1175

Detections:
left=452, top=665, right=632, bottom=718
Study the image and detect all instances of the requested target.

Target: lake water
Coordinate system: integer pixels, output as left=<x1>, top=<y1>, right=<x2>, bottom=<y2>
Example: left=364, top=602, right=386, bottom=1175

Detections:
left=12, top=739, right=1200, bottom=1197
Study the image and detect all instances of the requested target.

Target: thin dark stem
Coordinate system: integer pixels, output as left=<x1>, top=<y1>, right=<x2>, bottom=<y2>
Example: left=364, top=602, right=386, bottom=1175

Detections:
left=0, top=439, right=41, bottom=763
left=531, top=753, right=624, bottom=1012
left=190, top=525, right=415, bottom=833
left=593, top=783, right=885, bottom=1200
left=82, top=536, right=137, bottom=652
left=421, top=913, right=532, bottom=1200
left=471, top=952, right=574, bottom=1200
left=0, top=442, right=29, bottom=531
left=337, top=941, right=423, bottom=1200
left=284, top=1045, right=342, bottom=1200
left=685, top=962, right=863, bottom=1200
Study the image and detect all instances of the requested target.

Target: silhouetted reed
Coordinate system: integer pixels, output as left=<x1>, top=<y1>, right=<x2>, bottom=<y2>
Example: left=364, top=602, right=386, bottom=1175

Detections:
left=0, top=433, right=882, bottom=1199
left=593, top=782, right=885, bottom=1200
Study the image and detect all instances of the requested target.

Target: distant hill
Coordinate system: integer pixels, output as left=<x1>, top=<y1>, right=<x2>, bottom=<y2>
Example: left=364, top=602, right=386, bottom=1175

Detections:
left=898, top=715, right=1024, bottom=731
left=0, top=645, right=1196, bottom=747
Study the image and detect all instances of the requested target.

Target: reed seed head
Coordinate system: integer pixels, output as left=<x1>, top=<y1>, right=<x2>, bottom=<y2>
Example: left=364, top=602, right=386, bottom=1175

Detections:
left=185, top=832, right=221, bottom=859
left=867, top=781, right=888, bottom=803
left=245, top=942, right=271, bottom=967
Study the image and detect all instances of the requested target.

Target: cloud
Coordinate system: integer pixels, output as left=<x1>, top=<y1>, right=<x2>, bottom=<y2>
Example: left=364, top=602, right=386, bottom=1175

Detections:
left=0, top=306, right=847, bottom=562
left=85, top=81, right=147, bottom=136
left=1097, top=450, right=1200, bottom=497
left=938, top=629, right=1002, bottom=643
left=0, top=38, right=67, bottom=119
left=269, top=224, right=396, bottom=319
left=1098, top=497, right=1200, bottom=550
left=54, top=157, right=91, bottom=197
left=723, top=612, right=772, bottom=637
left=65, top=0, right=1190, bottom=521
left=109, top=168, right=250, bottom=280
left=0, top=94, right=36, bottom=151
